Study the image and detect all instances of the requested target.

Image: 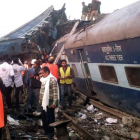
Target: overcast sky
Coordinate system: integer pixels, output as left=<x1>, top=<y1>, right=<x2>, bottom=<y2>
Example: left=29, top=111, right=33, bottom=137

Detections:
left=0, top=0, right=139, bottom=38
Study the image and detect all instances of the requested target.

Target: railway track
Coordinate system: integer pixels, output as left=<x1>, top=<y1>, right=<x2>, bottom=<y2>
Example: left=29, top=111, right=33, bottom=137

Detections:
left=61, top=111, right=101, bottom=140
left=58, top=86, right=140, bottom=140
left=4, top=87, right=140, bottom=140
left=72, top=86, right=140, bottom=123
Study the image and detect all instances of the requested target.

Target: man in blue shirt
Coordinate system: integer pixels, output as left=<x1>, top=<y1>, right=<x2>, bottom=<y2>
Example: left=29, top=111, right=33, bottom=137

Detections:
left=26, top=59, right=36, bottom=110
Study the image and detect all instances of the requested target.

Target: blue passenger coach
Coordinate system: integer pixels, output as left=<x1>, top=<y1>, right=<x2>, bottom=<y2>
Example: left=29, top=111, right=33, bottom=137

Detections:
left=63, top=1, right=140, bottom=117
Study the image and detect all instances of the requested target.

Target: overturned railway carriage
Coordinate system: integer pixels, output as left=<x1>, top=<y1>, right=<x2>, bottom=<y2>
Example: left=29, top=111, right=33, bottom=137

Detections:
left=0, top=5, right=68, bottom=61
left=0, top=38, right=39, bottom=61
left=0, top=6, right=54, bottom=60
left=63, top=1, right=140, bottom=117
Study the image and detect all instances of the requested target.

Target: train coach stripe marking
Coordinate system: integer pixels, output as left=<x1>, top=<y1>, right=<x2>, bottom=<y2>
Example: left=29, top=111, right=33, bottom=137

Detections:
left=69, top=62, right=140, bottom=91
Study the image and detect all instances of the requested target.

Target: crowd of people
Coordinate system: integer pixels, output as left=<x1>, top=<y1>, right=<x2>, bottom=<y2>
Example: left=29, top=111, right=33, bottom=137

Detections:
left=0, top=54, right=74, bottom=139
left=81, top=0, right=101, bottom=21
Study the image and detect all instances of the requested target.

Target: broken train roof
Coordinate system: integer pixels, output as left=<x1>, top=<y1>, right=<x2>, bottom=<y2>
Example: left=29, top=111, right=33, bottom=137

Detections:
left=0, top=6, right=54, bottom=41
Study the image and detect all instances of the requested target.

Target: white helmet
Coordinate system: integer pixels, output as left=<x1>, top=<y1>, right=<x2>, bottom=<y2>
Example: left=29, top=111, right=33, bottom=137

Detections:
left=31, top=59, right=37, bottom=65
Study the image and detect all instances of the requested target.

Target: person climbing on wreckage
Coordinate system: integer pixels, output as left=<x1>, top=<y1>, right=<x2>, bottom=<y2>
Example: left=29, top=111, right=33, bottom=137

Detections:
left=39, top=67, right=59, bottom=139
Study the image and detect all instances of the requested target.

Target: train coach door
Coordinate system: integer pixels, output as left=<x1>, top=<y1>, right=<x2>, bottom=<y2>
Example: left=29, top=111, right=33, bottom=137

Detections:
left=78, top=49, right=93, bottom=96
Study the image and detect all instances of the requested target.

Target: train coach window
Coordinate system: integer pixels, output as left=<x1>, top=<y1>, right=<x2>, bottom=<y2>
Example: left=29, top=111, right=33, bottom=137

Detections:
left=71, top=64, right=78, bottom=76
left=99, top=65, right=118, bottom=84
left=125, top=67, right=140, bottom=88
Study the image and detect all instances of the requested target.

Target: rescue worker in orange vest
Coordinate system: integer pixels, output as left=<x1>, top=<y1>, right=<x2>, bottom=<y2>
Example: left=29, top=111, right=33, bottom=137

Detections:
left=0, top=78, right=7, bottom=140
left=47, top=57, right=58, bottom=80
left=42, top=57, right=58, bottom=80
left=59, top=60, right=74, bottom=109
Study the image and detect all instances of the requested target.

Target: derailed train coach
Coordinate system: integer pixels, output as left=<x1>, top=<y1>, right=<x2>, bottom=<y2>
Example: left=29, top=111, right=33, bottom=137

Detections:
left=54, top=1, right=140, bottom=118
left=0, top=6, right=55, bottom=61
left=50, top=34, right=69, bottom=60
left=0, top=4, right=68, bottom=61
left=0, top=38, right=39, bottom=61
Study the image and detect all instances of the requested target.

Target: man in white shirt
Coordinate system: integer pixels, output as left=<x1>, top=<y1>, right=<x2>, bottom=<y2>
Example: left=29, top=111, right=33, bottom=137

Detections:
left=0, top=55, right=14, bottom=108
left=13, top=58, right=25, bottom=110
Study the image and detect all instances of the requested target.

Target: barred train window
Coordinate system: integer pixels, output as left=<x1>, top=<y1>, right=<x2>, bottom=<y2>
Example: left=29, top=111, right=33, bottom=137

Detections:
left=72, top=64, right=78, bottom=76
left=125, top=67, right=140, bottom=88
left=99, top=65, right=118, bottom=84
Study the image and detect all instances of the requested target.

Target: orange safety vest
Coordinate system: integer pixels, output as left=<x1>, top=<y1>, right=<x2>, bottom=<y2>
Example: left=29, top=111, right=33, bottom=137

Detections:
left=47, top=64, right=58, bottom=80
left=0, top=90, right=4, bottom=128
left=42, top=63, right=49, bottom=68
left=42, top=63, right=58, bottom=80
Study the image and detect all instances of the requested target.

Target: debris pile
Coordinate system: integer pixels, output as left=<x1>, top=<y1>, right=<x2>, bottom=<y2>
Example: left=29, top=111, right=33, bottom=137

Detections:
left=7, top=107, right=81, bottom=140
left=5, top=90, right=140, bottom=140
left=63, top=96, right=140, bottom=140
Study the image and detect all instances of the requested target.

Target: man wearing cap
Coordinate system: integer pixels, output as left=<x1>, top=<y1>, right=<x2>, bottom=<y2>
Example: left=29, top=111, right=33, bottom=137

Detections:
left=81, top=2, right=88, bottom=21
left=26, top=59, right=36, bottom=110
